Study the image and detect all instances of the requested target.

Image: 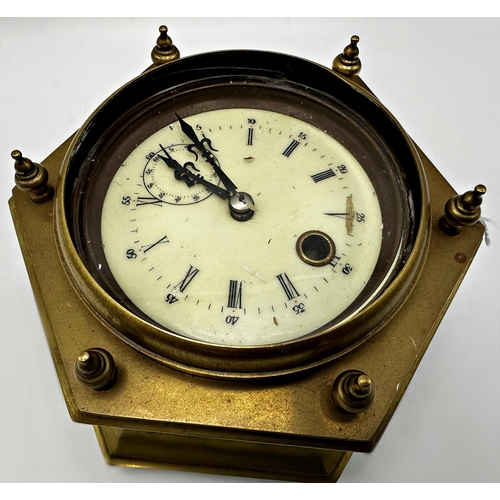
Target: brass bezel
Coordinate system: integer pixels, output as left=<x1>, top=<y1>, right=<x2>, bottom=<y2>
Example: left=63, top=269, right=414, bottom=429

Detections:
left=53, top=50, right=431, bottom=379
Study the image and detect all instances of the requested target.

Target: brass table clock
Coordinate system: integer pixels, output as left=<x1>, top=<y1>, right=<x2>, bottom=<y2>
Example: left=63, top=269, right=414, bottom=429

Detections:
left=7, top=22, right=490, bottom=482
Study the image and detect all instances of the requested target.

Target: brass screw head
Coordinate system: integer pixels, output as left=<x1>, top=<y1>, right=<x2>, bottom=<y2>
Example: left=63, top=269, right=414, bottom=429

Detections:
left=74, top=348, right=118, bottom=391
left=332, top=370, right=376, bottom=414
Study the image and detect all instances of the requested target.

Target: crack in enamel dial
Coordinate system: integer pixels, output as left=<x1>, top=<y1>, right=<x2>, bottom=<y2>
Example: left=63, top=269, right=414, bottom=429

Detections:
left=101, top=108, right=384, bottom=346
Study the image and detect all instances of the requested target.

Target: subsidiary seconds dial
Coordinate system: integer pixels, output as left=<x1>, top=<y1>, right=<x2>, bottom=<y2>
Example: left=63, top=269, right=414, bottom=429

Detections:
left=101, top=108, right=384, bottom=346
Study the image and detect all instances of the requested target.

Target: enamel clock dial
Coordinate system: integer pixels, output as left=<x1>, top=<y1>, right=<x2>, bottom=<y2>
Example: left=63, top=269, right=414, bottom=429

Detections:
left=56, top=50, right=428, bottom=377
left=101, top=107, right=385, bottom=346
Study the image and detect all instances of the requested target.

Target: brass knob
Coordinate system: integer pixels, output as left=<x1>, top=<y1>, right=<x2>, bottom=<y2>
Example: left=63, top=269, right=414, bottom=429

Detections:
left=332, top=370, right=375, bottom=414
left=151, top=25, right=180, bottom=66
left=11, top=150, right=54, bottom=204
left=439, top=184, right=486, bottom=236
left=74, top=348, right=118, bottom=391
left=332, top=35, right=362, bottom=76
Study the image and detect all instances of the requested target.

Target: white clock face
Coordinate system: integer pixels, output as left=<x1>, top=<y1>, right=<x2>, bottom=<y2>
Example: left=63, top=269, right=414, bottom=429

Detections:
left=100, top=108, right=384, bottom=346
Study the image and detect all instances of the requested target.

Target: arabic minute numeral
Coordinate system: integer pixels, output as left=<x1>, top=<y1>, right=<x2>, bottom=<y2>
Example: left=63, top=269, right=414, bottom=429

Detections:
left=126, top=249, right=137, bottom=259
left=226, top=315, right=240, bottom=325
left=292, top=303, right=306, bottom=315
left=165, top=293, right=178, bottom=304
left=342, top=263, right=353, bottom=275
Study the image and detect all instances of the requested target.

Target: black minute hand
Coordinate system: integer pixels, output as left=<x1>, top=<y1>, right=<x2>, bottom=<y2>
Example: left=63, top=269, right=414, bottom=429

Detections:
left=175, top=113, right=239, bottom=196
left=158, top=148, right=229, bottom=201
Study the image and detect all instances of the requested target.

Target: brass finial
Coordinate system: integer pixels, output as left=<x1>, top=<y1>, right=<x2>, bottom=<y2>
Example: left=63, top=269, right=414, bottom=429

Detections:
left=74, top=348, right=118, bottom=391
left=151, top=25, right=180, bottom=66
left=332, top=370, right=376, bottom=414
left=332, top=35, right=362, bottom=76
left=11, top=150, right=54, bottom=204
left=439, top=184, right=487, bottom=236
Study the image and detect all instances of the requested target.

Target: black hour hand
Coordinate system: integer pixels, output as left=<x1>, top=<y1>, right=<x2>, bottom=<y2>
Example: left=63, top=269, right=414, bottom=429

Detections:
left=157, top=148, right=229, bottom=201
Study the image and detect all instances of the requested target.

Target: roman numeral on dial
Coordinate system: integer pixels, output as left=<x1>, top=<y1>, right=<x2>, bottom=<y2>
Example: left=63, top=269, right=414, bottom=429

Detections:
left=166, top=265, right=200, bottom=304
left=276, top=272, right=300, bottom=300
left=227, top=280, right=243, bottom=309
left=247, top=128, right=254, bottom=146
left=311, top=168, right=336, bottom=183
left=282, top=139, right=300, bottom=157
left=175, top=265, right=200, bottom=293
left=142, top=235, right=169, bottom=254
left=136, top=196, right=163, bottom=207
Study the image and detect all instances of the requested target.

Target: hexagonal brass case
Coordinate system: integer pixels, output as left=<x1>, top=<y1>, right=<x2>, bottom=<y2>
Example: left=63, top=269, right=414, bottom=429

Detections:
left=9, top=73, right=485, bottom=483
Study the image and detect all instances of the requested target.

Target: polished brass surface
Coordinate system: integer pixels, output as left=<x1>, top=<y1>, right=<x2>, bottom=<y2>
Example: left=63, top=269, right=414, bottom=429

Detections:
left=439, top=184, right=486, bottom=236
left=11, top=150, right=54, bottom=204
left=150, top=25, right=180, bottom=66
left=332, top=35, right=362, bottom=76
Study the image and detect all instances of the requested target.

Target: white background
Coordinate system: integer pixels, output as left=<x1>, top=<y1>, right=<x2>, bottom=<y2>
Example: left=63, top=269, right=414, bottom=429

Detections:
left=0, top=16, right=499, bottom=486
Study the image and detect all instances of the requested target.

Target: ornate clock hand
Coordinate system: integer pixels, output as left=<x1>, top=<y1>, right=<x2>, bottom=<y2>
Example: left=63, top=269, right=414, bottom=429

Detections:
left=175, top=113, right=239, bottom=196
left=157, top=149, right=229, bottom=201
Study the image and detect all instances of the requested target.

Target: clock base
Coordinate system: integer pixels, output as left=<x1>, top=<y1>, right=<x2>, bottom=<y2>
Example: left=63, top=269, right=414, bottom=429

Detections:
left=95, top=425, right=352, bottom=482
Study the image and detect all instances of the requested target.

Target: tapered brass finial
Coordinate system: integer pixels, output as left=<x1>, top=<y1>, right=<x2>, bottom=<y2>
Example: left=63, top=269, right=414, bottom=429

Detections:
left=151, top=25, right=180, bottom=66
left=74, top=348, right=118, bottom=391
left=332, top=35, right=362, bottom=76
left=439, top=184, right=487, bottom=236
left=11, top=150, right=54, bottom=204
left=332, top=370, right=375, bottom=414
